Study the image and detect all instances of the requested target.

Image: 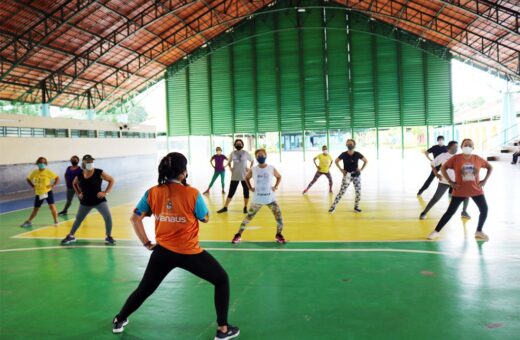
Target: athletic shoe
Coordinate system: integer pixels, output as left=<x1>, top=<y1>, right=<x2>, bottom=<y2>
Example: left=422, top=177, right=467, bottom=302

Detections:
left=354, top=207, right=362, bottom=213
left=54, top=220, right=59, bottom=225
left=417, top=190, right=423, bottom=196
left=419, top=213, right=426, bottom=220
left=243, top=207, right=248, bottom=214
left=217, top=207, right=228, bottom=214
left=231, top=233, right=242, bottom=244
left=427, top=231, right=440, bottom=240
left=214, top=325, right=240, bottom=340
left=61, top=234, right=76, bottom=245
left=275, top=233, right=286, bottom=244
left=203, top=190, right=210, bottom=196
left=302, top=189, right=308, bottom=195
left=475, top=231, right=489, bottom=241
left=20, top=221, right=32, bottom=228
left=461, top=211, right=471, bottom=219
left=222, top=190, right=226, bottom=194
left=105, top=236, right=116, bottom=245
left=329, top=189, right=333, bottom=193
left=112, top=317, right=129, bottom=334
left=328, top=206, right=335, bottom=214
left=58, top=210, right=68, bottom=215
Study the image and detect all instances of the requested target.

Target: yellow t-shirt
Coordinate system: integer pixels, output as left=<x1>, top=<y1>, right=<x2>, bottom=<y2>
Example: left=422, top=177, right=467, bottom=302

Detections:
left=314, top=153, right=333, bottom=173
left=27, top=169, right=57, bottom=196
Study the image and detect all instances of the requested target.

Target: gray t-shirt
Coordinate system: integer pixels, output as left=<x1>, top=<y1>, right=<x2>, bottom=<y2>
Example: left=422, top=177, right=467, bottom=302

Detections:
left=230, top=150, right=253, bottom=181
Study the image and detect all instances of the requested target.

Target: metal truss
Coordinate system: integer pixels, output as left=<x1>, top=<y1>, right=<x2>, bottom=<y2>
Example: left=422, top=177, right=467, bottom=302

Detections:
left=14, top=0, right=198, bottom=105
left=0, top=0, right=98, bottom=81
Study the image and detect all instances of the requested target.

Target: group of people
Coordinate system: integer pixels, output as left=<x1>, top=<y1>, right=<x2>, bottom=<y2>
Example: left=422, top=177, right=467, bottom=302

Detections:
left=18, top=136, right=493, bottom=339
left=21, top=155, right=116, bottom=245
left=416, top=136, right=492, bottom=240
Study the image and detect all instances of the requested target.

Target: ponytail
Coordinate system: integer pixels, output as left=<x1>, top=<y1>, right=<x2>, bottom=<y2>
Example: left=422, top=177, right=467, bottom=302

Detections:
left=158, top=152, right=188, bottom=185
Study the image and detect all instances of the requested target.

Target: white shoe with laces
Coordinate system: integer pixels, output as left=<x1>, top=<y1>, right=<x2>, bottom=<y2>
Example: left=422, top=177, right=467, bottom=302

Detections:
left=475, top=231, right=489, bottom=241
left=427, top=231, right=440, bottom=240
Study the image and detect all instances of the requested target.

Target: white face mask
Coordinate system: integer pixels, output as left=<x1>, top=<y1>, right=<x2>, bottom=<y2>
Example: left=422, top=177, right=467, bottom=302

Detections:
left=85, top=163, right=94, bottom=170
left=438, top=141, right=445, bottom=146
left=462, top=146, right=473, bottom=155
left=323, top=150, right=328, bottom=154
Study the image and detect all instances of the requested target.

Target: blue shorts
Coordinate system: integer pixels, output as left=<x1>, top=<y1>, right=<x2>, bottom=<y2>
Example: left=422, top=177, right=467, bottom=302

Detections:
left=34, top=190, right=55, bottom=208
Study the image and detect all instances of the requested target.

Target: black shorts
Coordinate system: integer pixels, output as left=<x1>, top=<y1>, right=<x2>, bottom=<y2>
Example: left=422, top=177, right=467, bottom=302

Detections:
left=34, top=190, right=55, bottom=208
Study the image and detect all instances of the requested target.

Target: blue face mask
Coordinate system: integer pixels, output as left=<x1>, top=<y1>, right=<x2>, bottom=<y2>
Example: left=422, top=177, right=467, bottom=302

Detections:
left=37, top=163, right=46, bottom=170
left=256, top=156, right=266, bottom=164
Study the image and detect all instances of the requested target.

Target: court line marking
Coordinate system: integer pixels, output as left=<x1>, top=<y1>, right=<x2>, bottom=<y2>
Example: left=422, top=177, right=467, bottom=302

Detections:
left=0, top=245, right=452, bottom=255
left=9, top=235, right=433, bottom=243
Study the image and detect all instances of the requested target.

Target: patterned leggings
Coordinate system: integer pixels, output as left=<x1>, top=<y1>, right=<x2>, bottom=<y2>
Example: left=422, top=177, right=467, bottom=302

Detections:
left=305, top=171, right=333, bottom=190
left=240, top=201, right=284, bottom=234
left=331, top=174, right=361, bottom=209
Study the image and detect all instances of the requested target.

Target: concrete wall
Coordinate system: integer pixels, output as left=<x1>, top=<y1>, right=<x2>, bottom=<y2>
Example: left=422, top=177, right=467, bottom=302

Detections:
left=0, top=114, right=158, bottom=197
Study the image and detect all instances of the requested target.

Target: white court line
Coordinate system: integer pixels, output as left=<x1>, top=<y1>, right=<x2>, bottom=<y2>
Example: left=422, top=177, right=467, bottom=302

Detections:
left=0, top=245, right=451, bottom=255
left=10, top=234, right=431, bottom=243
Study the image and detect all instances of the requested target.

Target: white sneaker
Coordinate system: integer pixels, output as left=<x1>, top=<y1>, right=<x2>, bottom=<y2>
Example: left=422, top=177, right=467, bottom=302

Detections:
left=427, top=231, right=440, bottom=240
left=475, top=231, right=489, bottom=241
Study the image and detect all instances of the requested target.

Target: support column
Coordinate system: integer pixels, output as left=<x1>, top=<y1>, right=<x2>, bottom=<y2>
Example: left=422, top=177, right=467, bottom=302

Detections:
left=501, top=91, right=518, bottom=145
left=40, top=81, right=50, bottom=117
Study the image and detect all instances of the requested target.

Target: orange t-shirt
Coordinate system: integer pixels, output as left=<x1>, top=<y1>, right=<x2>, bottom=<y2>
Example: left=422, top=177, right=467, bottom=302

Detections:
left=443, top=154, right=489, bottom=197
left=134, top=182, right=208, bottom=254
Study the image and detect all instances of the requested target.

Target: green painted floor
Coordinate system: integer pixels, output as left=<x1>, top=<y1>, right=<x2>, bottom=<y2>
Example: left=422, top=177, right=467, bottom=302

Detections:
left=1, top=167, right=520, bottom=339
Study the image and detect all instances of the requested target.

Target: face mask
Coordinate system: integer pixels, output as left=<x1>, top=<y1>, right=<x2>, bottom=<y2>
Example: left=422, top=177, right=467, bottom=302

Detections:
left=71, top=160, right=78, bottom=166
left=462, top=146, right=473, bottom=155
left=235, top=144, right=243, bottom=150
left=37, top=163, right=46, bottom=170
left=438, top=141, right=445, bottom=146
left=323, top=150, right=328, bottom=154
left=347, top=145, right=355, bottom=151
left=256, top=156, right=266, bottom=164
left=85, top=163, right=94, bottom=170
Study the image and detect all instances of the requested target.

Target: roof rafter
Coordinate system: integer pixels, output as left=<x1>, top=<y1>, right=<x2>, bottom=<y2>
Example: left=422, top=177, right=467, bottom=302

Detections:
left=0, top=0, right=99, bottom=82
left=16, top=0, right=198, bottom=105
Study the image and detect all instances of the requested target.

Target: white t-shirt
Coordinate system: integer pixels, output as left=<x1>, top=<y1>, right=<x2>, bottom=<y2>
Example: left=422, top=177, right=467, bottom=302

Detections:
left=252, top=164, right=276, bottom=205
left=431, top=152, right=456, bottom=185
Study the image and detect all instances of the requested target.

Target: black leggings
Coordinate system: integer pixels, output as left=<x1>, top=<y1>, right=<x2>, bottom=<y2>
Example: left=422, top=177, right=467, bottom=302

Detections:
left=117, top=245, right=229, bottom=326
left=418, top=165, right=441, bottom=193
left=435, top=195, right=488, bottom=232
left=227, top=180, right=249, bottom=199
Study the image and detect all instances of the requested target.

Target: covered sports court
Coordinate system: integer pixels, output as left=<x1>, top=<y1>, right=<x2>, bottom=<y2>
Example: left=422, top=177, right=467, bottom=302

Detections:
left=1, top=1, right=519, bottom=339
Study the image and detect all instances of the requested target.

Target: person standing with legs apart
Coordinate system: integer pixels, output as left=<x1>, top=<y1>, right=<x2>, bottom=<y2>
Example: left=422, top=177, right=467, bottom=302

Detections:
left=58, top=155, right=82, bottom=215
left=303, top=145, right=333, bottom=194
left=203, top=147, right=228, bottom=195
left=21, top=157, right=60, bottom=227
left=420, top=141, right=471, bottom=220
left=60, top=155, right=116, bottom=245
left=113, top=152, right=239, bottom=339
left=232, top=149, right=286, bottom=244
left=329, top=139, right=368, bottom=214
left=218, top=139, right=254, bottom=214
left=427, top=139, right=493, bottom=241
left=417, top=136, right=448, bottom=196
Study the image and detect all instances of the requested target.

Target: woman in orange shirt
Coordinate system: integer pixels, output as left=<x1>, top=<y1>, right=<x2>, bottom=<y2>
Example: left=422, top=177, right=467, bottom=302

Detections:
left=427, top=139, right=493, bottom=241
left=113, top=152, right=239, bottom=340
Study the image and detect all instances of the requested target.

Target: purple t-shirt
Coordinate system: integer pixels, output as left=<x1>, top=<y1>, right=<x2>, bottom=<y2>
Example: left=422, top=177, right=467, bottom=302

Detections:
left=65, top=166, right=83, bottom=189
left=212, top=154, right=227, bottom=172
